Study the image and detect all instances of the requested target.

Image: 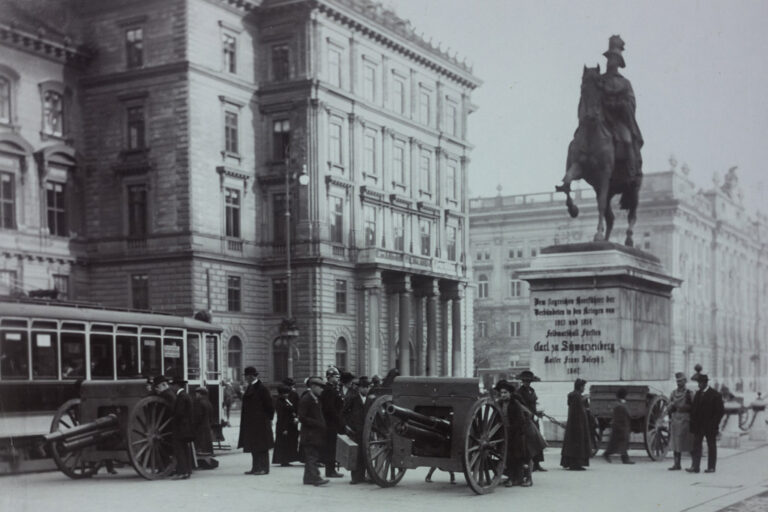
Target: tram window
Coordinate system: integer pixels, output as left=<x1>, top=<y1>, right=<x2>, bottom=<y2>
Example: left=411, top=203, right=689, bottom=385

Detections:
left=141, top=336, right=161, bottom=376
left=187, top=333, right=200, bottom=380
left=32, top=331, right=58, bottom=379
left=163, top=337, right=184, bottom=380
left=90, top=334, right=114, bottom=379
left=116, top=335, right=139, bottom=378
left=205, top=335, right=219, bottom=380
left=1, top=331, right=29, bottom=379
left=60, top=332, right=86, bottom=379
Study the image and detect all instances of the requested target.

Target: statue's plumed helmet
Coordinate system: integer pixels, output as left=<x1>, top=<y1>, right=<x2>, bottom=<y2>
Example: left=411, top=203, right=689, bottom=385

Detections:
left=603, top=35, right=626, bottom=68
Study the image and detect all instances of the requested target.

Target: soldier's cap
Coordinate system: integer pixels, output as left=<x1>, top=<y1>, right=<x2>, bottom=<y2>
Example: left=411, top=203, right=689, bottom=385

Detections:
left=307, top=376, right=325, bottom=388
left=244, top=366, right=259, bottom=377
left=674, top=372, right=687, bottom=381
left=282, top=377, right=296, bottom=387
left=517, top=370, right=539, bottom=382
left=326, top=366, right=340, bottom=377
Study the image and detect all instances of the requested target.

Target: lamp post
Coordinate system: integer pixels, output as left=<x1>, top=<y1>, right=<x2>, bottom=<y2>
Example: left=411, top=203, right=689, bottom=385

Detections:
left=283, top=163, right=309, bottom=379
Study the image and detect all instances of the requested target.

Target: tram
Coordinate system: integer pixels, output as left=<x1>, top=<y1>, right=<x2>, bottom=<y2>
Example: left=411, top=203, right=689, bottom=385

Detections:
left=0, top=297, right=223, bottom=472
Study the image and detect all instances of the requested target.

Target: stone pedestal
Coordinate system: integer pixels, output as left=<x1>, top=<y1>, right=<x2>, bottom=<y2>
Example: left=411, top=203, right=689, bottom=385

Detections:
left=720, top=401, right=743, bottom=448
left=518, top=242, right=681, bottom=383
left=748, top=399, right=767, bottom=442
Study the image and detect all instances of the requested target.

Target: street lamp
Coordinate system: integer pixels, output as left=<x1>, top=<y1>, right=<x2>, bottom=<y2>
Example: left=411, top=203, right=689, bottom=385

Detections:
left=282, top=163, right=309, bottom=379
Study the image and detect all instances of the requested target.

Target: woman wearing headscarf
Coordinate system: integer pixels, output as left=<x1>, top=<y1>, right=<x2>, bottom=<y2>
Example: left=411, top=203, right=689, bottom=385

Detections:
left=560, top=378, right=592, bottom=470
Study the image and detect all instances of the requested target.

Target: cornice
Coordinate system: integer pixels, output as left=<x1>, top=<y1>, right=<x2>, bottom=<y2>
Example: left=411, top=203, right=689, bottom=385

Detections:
left=81, top=61, right=190, bottom=89
left=0, top=23, right=91, bottom=66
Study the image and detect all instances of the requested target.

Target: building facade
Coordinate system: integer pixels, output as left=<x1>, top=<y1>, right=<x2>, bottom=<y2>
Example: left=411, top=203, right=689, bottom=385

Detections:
left=1, top=0, right=479, bottom=383
left=470, top=165, right=768, bottom=394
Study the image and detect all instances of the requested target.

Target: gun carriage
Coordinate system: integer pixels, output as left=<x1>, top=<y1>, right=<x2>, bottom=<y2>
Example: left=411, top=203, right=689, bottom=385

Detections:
left=359, top=377, right=507, bottom=494
left=44, top=380, right=176, bottom=480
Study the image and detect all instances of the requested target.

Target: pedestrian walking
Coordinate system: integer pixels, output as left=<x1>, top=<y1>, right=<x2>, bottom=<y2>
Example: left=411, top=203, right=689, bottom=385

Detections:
left=668, top=372, right=693, bottom=471
left=238, top=366, right=275, bottom=475
left=273, top=384, right=300, bottom=466
left=517, top=370, right=547, bottom=472
left=320, top=366, right=345, bottom=478
left=602, top=387, right=634, bottom=464
left=342, top=375, right=370, bottom=484
left=299, top=376, right=329, bottom=487
left=496, top=380, right=531, bottom=486
left=560, top=378, right=592, bottom=471
left=687, top=374, right=724, bottom=473
left=168, top=376, right=194, bottom=479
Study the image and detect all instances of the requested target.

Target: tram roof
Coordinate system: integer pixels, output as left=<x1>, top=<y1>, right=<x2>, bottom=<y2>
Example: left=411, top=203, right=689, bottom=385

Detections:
left=0, top=297, right=223, bottom=333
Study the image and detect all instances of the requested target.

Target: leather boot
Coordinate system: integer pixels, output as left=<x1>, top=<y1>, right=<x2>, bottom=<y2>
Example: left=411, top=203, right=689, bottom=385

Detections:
left=668, top=452, right=681, bottom=471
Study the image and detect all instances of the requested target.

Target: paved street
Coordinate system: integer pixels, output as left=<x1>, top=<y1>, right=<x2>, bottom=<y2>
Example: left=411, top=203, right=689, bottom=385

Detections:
left=2, top=419, right=766, bottom=512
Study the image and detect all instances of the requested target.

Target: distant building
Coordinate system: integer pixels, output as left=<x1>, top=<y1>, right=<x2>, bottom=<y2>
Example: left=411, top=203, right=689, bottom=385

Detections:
left=1, top=0, right=479, bottom=382
left=469, top=166, right=768, bottom=393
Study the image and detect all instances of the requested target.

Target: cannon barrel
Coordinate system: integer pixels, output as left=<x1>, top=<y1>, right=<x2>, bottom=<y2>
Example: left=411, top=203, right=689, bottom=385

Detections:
left=45, top=414, right=120, bottom=453
left=386, top=404, right=452, bottom=436
left=395, top=421, right=448, bottom=444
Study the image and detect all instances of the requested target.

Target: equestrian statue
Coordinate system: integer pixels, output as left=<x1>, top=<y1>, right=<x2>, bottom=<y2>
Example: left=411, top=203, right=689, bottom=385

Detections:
left=556, top=35, right=644, bottom=247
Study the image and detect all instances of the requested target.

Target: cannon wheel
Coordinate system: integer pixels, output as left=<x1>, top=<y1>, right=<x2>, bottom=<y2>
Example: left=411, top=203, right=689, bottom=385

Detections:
left=644, top=395, right=670, bottom=460
left=49, top=398, right=98, bottom=479
left=462, top=398, right=507, bottom=495
left=126, top=395, right=175, bottom=480
left=590, top=426, right=603, bottom=457
left=363, top=394, right=406, bottom=487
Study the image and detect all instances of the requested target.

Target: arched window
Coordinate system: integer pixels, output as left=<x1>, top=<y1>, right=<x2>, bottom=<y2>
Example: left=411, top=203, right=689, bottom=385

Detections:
left=273, top=337, right=289, bottom=382
left=227, top=336, right=242, bottom=382
left=335, top=337, right=348, bottom=371
left=477, top=274, right=488, bottom=298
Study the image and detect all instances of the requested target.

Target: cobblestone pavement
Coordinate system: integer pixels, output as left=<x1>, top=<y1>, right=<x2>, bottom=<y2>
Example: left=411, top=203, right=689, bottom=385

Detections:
left=716, top=490, right=768, bottom=512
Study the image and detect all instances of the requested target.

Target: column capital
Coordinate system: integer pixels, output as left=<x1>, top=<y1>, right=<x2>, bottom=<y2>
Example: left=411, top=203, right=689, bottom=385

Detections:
left=388, top=274, right=412, bottom=294
left=358, top=270, right=383, bottom=290
left=440, top=281, right=463, bottom=301
left=413, top=277, right=439, bottom=297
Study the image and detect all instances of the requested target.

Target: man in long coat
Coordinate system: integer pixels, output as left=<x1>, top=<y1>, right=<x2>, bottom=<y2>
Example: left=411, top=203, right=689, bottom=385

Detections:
left=320, top=366, right=344, bottom=478
left=560, top=378, right=592, bottom=470
left=517, top=370, right=546, bottom=472
left=342, top=376, right=370, bottom=484
left=496, top=380, right=530, bottom=486
left=273, top=384, right=300, bottom=466
left=687, top=374, right=724, bottom=473
left=238, top=366, right=275, bottom=475
left=602, top=387, right=633, bottom=464
left=667, top=372, right=693, bottom=470
left=169, top=376, right=194, bottom=479
left=298, top=376, right=329, bottom=486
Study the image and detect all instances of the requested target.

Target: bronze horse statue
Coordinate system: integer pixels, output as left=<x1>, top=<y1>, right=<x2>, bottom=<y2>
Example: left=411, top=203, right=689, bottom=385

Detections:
left=556, top=65, right=641, bottom=246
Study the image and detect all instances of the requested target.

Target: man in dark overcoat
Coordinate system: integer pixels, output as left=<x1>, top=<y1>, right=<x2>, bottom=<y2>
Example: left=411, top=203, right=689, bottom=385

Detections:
left=238, top=366, right=275, bottom=475
left=560, top=378, right=592, bottom=470
left=273, top=384, right=300, bottom=466
left=299, top=376, right=329, bottom=486
left=319, top=366, right=344, bottom=478
left=517, top=370, right=546, bottom=471
left=343, top=376, right=370, bottom=484
left=602, top=387, right=633, bottom=464
left=687, top=374, right=725, bottom=473
left=169, top=376, right=194, bottom=479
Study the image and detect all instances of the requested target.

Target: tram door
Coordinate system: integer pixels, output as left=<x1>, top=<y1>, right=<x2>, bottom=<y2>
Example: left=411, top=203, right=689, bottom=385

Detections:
left=202, top=333, right=222, bottom=424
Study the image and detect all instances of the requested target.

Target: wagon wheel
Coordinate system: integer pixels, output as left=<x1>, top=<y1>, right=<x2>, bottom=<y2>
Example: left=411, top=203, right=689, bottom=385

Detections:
left=590, top=426, right=603, bottom=457
left=49, top=398, right=98, bottom=479
left=644, top=395, right=670, bottom=460
left=126, top=395, right=175, bottom=480
left=362, top=394, right=405, bottom=487
left=462, top=398, right=507, bottom=495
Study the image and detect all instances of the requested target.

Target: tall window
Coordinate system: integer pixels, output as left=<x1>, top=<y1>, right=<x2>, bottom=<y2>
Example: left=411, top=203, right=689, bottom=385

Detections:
left=477, top=320, right=488, bottom=338
left=272, top=278, right=287, bottom=314
left=330, top=196, right=344, bottom=243
left=446, top=226, right=457, bottom=261
left=393, top=211, right=405, bottom=251
left=392, top=75, right=405, bottom=114
left=227, top=336, right=242, bottom=382
left=510, top=321, right=521, bottom=337
left=478, top=274, right=489, bottom=299
left=273, top=193, right=286, bottom=245
left=273, top=119, right=290, bottom=161
left=363, top=131, right=376, bottom=177
left=446, top=101, right=458, bottom=136
left=125, top=27, right=143, bottom=69
left=393, top=141, right=406, bottom=185
left=446, top=160, right=458, bottom=200
left=420, top=151, right=431, bottom=193
left=0, top=172, right=15, bottom=229
left=127, top=184, right=147, bottom=237
left=0, top=270, right=17, bottom=294
left=335, top=279, right=347, bottom=314
left=419, top=219, right=431, bottom=257
left=53, top=274, right=69, bottom=300
left=271, top=44, right=290, bottom=81
left=335, top=337, right=348, bottom=370
left=43, top=91, right=63, bottom=137
left=131, top=274, right=149, bottom=309
left=0, top=76, right=10, bottom=124
left=509, top=279, right=522, bottom=297
left=225, top=188, right=240, bottom=238
left=363, top=63, right=376, bottom=102
left=364, top=206, right=376, bottom=247
left=222, top=33, right=237, bottom=74
left=329, top=120, right=342, bottom=166
left=127, top=106, right=145, bottom=150
left=46, top=181, right=67, bottom=237
left=227, top=275, right=241, bottom=312
left=224, top=111, right=239, bottom=154
left=328, top=45, right=342, bottom=87
left=419, top=88, right=430, bottom=125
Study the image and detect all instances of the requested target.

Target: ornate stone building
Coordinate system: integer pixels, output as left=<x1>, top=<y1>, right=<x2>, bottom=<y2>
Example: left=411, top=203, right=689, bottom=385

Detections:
left=470, top=165, right=768, bottom=394
left=1, top=0, right=478, bottom=382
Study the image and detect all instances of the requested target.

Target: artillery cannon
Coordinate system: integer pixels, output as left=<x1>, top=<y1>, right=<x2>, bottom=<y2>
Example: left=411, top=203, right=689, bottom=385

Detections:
left=358, top=376, right=507, bottom=495
left=44, top=380, right=175, bottom=480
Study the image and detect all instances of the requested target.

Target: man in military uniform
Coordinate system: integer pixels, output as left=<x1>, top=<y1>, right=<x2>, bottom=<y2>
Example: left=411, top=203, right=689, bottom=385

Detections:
left=319, top=366, right=345, bottom=478
left=600, top=35, right=644, bottom=181
left=517, top=370, right=546, bottom=472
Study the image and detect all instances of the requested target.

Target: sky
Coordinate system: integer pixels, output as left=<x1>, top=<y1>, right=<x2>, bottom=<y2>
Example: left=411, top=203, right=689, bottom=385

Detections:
left=386, top=0, right=768, bottom=215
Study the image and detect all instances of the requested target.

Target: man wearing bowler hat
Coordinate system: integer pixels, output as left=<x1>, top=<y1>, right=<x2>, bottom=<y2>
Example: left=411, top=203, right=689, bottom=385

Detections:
left=238, top=366, right=275, bottom=475
left=169, top=375, right=194, bottom=479
left=299, top=376, right=330, bottom=486
left=517, top=370, right=546, bottom=471
left=687, top=373, right=724, bottom=473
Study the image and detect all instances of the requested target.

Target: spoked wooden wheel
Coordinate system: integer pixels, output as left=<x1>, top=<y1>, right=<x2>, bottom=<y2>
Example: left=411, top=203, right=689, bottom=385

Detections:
left=127, top=396, right=175, bottom=480
left=644, top=395, right=670, bottom=460
left=590, top=426, right=603, bottom=457
left=363, top=394, right=406, bottom=487
left=49, top=399, right=98, bottom=479
left=462, top=398, right=507, bottom=495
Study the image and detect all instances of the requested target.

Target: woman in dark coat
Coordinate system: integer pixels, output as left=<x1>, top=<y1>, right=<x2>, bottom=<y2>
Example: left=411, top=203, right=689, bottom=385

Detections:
left=273, top=384, right=300, bottom=466
left=496, top=380, right=530, bottom=486
left=238, top=367, right=275, bottom=475
left=560, top=378, right=592, bottom=470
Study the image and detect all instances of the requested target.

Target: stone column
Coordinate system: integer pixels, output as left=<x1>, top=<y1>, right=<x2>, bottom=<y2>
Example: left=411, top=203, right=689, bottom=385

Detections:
left=426, top=291, right=438, bottom=376
left=360, top=271, right=382, bottom=377
left=392, top=275, right=412, bottom=376
left=440, top=296, right=450, bottom=376
left=451, top=287, right=464, bottom=377
left=414, top=294, right=424, bottom=375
